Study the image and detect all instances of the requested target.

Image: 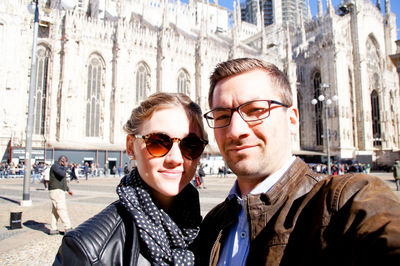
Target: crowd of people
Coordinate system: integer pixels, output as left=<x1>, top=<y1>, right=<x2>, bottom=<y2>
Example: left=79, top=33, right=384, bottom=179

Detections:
left=0, top=160, right=130, bottom=182
left=309, top=162, right=371, bottom=175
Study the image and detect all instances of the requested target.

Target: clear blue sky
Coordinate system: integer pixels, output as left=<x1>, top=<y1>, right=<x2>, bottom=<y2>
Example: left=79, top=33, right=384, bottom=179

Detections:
left=214, top=0, right=400, bottom=33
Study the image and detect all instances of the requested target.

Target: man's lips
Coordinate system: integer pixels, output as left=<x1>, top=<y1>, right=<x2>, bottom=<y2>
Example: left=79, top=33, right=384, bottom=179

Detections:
left=227, top=145, right=257, bottom=152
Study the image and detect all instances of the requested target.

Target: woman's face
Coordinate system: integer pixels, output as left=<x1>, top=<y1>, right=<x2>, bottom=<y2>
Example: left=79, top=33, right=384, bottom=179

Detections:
left=126, top=105, right=202, bottom=204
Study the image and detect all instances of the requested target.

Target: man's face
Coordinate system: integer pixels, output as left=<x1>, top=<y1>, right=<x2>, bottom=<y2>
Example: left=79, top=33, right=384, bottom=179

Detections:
left=212, top=69, right=298, bottom=189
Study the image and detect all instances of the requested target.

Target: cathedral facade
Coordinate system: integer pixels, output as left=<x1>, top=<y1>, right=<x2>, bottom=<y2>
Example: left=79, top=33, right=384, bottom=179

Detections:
left=0, top=0, right=399, bottom=169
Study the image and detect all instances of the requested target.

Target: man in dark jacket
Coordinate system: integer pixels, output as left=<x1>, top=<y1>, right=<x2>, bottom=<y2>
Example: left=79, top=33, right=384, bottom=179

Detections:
left=394, top=160, right=400, bottom=191
left=195, top=58, right=400, bottom=265
left=49, top=155, right=73, bottom=235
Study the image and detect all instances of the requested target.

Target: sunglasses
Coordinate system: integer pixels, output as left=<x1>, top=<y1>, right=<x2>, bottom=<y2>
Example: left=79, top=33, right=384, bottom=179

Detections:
left=134, top=133, right=208, bottom=160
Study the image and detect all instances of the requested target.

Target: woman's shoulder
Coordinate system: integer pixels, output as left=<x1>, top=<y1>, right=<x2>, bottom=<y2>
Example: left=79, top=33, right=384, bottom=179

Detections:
left=54, top=201, right=140, bottom=265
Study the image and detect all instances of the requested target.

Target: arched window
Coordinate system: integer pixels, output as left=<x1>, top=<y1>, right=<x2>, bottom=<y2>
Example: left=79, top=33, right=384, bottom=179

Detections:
left=34, top=45, right=50, bottom=135
left=371, top=90, right=381, bottom=146
left=177, top=69, right=189, bottom=94
left=136, top=62, right=150, bottom=103
left=86, top=56, right=103, bottom=137
left=136, top=63, right=148, bottom=103
left=313, top=72, right=323, bottom=146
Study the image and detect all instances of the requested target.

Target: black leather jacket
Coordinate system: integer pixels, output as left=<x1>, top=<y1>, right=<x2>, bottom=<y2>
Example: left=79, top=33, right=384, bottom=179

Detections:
left=54, top=201, right=141, bottom=265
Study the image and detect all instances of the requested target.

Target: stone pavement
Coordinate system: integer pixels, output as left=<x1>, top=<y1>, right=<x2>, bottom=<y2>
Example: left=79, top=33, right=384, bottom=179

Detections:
left=0, top=172, right=398, bottom=265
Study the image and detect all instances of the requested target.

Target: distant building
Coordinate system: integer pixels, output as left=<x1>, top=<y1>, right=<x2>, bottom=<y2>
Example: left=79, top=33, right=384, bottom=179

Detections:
left=240, top=0, right=307, bottom=27
left=0, top=0, right=399, bottom=168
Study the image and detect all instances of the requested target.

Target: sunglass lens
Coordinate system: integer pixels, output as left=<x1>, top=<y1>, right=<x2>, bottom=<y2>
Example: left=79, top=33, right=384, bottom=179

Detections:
left=180, top=135, right=204, bottom=160
left=146, top=133, right=172, bottom=157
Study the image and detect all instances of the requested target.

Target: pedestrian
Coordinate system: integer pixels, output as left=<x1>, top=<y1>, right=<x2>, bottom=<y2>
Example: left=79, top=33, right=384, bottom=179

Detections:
left=123, top=162, right=130, bottom=175
left=218, top=166, right=223, bottom=177
left=83, top=162, right=89, bottom=180
left=70, top=163, right=79, bottom=183
left=193, top=58, right=400, bottom=265
left=48, top=155, right=73, bottom=235
left=198, top=163, right=206, bottom=189
left=32, top=162, right=41, bottom=183
left=117, top=165, right=122, bottom=177
left=222, top=166, right=227, bottom=178
left=393, top=160, right=400, bottom=191
left=42, top=164, right=50, bottom=190
left=112, top=165, right=117, bottom=177
left=54, top=92, right=208, bottom=265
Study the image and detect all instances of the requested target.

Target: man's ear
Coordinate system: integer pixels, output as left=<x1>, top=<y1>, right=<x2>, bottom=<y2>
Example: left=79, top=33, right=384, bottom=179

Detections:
left=126, top=135, right=136, bottom=160
left=288, top=106, right=299, bottom=136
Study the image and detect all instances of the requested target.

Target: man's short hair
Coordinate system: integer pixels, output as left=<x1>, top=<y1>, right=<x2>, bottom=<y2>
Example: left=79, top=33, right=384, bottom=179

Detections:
left=208, top=57, right=292, bottom=108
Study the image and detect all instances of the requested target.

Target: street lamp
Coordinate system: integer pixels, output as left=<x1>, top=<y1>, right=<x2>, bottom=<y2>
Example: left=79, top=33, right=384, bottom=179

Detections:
left=311, top=83, right=338, bottom=175
left=21, top=0, right=40, bottom=206
left=22, top=0, right=76, bottom=206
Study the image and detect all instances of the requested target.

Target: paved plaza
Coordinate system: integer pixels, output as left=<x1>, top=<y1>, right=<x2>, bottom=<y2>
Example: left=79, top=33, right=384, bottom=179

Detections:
left=0, top=172, right=398, bottom=265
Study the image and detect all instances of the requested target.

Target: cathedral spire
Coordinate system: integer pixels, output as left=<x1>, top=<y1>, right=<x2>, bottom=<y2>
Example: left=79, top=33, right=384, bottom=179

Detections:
left=307, top=0, right=312, bottom=20
left=385, top=0, right=391, bottom=14
left=327, top=0, right=334, bottom=16
left=317, top=0, right=323, bottom=17
left=296, top=0, right=301, bottom=25
left=300, top=7, right=306, bottom=44
left=256, top=0, right=262, bottom=29
left=376, top=0, right=381, bottom=11
left=237, top=0, right=242, bottom=24
left=161, top=0, right=168, bottom=28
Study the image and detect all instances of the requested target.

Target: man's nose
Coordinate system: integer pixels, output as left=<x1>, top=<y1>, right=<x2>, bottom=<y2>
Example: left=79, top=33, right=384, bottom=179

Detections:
left=225, top=111, right=250, bottom=138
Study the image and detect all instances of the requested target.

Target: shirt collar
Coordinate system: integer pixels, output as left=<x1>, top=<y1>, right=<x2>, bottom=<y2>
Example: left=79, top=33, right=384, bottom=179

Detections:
left=228, top=156, right=296, bottom=200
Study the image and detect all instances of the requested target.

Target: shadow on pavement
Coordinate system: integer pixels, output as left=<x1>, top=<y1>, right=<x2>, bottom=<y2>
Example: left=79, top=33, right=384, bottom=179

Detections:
left=23, top=220, right=48, bottom=234
left=0, top=196, right=19, bottom=205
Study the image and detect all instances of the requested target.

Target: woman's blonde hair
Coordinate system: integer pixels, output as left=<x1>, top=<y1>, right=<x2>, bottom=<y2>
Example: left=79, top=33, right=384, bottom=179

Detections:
left=123, top=92, right=208, bottom=141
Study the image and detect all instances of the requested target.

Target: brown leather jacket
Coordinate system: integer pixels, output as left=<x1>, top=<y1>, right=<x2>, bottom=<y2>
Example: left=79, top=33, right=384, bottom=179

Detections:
left=192, top=158, right=400, bottom=265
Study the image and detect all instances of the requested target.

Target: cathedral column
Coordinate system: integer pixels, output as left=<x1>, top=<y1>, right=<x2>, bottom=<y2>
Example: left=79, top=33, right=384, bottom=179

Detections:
left=348, top=1, right=367, bottom=151
left=56, top=11, right=71, bottom=142
left=110, top=22, right=120, bottom=144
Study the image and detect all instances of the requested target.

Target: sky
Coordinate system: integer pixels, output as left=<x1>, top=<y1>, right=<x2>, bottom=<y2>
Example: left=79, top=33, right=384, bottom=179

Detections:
left=214, top=0, right=400, bottom=33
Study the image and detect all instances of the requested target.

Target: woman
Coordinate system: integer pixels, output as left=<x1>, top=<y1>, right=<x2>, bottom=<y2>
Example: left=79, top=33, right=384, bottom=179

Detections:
left=54, top=93, right=208, bottom=265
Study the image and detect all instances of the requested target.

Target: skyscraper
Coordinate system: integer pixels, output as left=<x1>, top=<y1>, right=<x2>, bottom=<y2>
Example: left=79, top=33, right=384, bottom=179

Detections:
left=241, top=0, right=307, bottom=26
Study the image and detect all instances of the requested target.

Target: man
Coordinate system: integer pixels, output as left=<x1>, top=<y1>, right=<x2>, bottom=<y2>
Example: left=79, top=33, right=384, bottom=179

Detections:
left=193, top=58, right=400, bottom=265
left=42, top=163, right=50, bottom=190
left=198, top=163, right=206, bottom=189
left=394, top=160, right=400, bottom=191
left=48, top=155, right=73, bottom=235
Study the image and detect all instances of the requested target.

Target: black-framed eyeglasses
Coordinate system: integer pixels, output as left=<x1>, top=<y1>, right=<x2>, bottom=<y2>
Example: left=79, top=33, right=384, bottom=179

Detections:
left=134, top=132, right=208, bottom=160
left=203, top=100, right=290, bottom=129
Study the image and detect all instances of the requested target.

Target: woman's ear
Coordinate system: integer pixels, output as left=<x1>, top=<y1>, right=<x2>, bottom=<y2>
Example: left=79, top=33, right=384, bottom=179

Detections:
left=126, top=135, right=136, bottom=160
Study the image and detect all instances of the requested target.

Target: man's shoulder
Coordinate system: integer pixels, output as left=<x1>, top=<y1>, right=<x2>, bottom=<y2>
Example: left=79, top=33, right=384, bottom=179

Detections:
left=315, top=173, right=396, bottom=211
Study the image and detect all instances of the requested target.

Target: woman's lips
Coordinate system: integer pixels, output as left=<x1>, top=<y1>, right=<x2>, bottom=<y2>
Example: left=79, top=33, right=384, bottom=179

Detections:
left=159, top=170, right=183, bottom=178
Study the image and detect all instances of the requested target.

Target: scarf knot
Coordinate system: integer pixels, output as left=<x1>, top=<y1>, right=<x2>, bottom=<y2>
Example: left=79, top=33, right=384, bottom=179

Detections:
left=116, top=168, right=201, bottom=265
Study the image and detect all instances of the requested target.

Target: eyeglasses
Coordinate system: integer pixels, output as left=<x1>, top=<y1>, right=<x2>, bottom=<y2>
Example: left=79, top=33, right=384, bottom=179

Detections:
left=134, top=133, right=208, bottom=160
left=203, top=100, right=290, bottom=128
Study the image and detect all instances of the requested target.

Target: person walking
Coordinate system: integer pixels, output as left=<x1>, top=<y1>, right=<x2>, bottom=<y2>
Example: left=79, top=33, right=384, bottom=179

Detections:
left=70, top=163, right=79, bottom=183
left=42, top=164, right=50, bottom=190
left=193, top=58, right=400, bottom=265
left=198, top=163, right=206, bottom=189
left=48, top=155, right=73, bottom=235
left=83, top=162, right=89, bottom=181
left=393, top=160, right=400, bottom=191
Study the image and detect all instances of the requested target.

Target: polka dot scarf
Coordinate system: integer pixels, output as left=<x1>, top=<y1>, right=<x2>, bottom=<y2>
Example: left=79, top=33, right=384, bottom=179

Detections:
left=116, top=168, right=201, bottom=265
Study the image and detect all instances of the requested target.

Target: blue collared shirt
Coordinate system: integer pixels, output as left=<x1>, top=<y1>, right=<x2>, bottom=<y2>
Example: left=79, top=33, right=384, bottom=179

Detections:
left=217, top=156, right=296, bottom=266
